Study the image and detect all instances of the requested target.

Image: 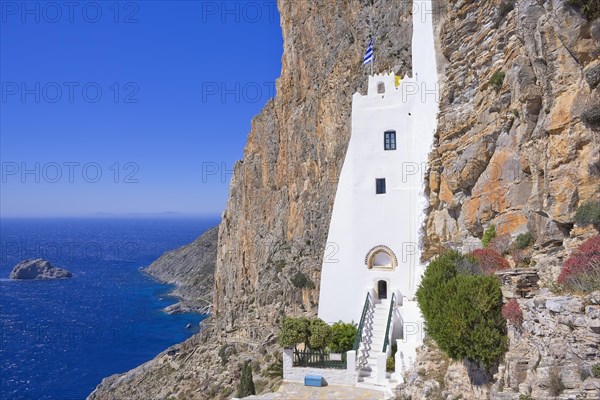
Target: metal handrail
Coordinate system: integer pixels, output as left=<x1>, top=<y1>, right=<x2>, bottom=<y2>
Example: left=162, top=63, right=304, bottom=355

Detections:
left=382, top=292, right=396, bottom=353
left=353, top=292, right=372, bottom=351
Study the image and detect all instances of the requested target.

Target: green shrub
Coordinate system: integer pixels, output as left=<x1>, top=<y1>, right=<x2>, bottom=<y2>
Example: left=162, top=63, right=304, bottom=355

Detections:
left=416, top=250, right=508, bottom=368
left=456, top=254, right=483, bottom=275
left=499, top=1, right=514, bottom=17
left=519, top=394, right=533, bottom=400
left=308, top=318, right=332, bottom=350
left=567, top=0, right=600, bottom=21
left=218, top=344, right=236, bottom=366
left=549, top=369, right=565, bottom=396
left=329, top=321, right=357, bottom=353
left=574, top=201, right=600, bottom=228
left=237, top=361, right=256, bottom=398
left=482, top=225, right=496, bottom=248
left=386, top=342, right=398, bottom=372
left=264, top=358, right=283, bottom=378
left=278, top=317, right=309, bottom=348
left=386, top=356, right=395, bottom=372
left=291, top=271, right=315, bottom=289
left=515, top=232, right=534, bottom=249
left=592, top=363, right=600, bottom=378
left=275, top=259, right=286, bottom=271
left=490, top=71, right=506, bottom=92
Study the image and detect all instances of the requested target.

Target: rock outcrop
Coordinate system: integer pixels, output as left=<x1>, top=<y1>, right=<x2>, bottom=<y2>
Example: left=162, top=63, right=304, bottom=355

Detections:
left=144, top=226, right=218, bottom=315
left=9, top=259, right=72, bottom=280
left=395, top=289, right=600, bottom=400
left=490, top=290, right=600, bottom=399
left=424, top=0, right=600, bottom=283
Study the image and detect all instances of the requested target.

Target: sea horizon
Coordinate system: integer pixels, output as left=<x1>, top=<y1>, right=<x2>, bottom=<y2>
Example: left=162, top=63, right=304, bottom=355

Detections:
left=0, top=216, right=219, bottom=399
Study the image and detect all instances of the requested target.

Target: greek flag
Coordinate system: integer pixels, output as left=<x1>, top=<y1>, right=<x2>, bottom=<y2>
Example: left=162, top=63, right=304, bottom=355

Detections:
left=363, top=37, right=374, bottom=65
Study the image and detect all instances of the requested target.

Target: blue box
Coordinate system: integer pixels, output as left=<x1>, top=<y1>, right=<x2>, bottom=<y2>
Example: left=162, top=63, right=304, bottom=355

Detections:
left=304, top=375, right=324, bottom=387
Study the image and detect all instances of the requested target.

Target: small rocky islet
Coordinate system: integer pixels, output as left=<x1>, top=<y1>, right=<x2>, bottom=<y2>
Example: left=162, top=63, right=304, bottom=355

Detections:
left=9, top=258, right=73, bottom=280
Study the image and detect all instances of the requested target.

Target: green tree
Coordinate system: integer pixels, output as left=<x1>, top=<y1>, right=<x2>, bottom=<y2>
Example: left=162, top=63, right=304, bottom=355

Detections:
left=278, top=317, right=309, bottom=349
left=237, top=361, right=256, bottom=398
left=329, top=321, right=357, bottom=353
left=416, top=250, right=508, bottom=368
left=308, top=318, right=332, bottom=350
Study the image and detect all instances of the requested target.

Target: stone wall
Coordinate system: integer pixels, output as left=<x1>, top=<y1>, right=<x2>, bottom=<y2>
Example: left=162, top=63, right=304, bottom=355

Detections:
left=495, top=268, right=540, bottom=299
left=491, top=290, right=600, bottom=399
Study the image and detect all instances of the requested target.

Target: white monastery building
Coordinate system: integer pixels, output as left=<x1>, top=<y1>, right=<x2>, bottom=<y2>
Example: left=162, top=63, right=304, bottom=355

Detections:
left=316, top=0, right=440, bottom=388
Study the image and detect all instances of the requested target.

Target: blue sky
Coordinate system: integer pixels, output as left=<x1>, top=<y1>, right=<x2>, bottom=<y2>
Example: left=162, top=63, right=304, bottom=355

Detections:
left=0, top=1, right=283, bottom=217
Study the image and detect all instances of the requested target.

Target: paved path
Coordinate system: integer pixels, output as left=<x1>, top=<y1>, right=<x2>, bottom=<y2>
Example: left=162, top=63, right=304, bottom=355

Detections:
left=238, top=382, right=385, bottom=400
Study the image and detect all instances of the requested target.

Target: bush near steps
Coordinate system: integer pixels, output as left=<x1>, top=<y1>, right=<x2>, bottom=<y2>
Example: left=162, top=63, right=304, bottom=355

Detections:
left=416, top=250, right=508, bottom=369
left=278, top=317, right=356, bottom=353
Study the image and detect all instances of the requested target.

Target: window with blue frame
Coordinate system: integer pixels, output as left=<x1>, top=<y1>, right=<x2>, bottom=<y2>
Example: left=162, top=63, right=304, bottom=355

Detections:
left=376, top=178, right=386, bottom=194
left=384, top=131, right=396, bottom=150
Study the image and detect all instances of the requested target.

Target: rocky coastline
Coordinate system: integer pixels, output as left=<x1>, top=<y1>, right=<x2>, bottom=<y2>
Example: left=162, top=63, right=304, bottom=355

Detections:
left=143, top=225, right=219, bottom=315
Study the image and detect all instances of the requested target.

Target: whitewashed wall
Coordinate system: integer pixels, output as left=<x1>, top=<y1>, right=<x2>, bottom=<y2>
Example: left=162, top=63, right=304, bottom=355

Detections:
left=318, top=0, right=439, bottom=325
left=282, top=349, right=357, bottom=386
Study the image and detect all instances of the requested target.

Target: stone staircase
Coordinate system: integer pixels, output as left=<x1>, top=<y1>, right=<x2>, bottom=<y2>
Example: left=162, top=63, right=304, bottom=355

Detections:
left=357, top=299, right=390, bottom=387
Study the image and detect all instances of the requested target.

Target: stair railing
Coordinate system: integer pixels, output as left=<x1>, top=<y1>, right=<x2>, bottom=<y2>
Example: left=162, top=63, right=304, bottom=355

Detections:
left=382, top=292, right=397, bottom=353
left=353, top=292, right=372, bottom=351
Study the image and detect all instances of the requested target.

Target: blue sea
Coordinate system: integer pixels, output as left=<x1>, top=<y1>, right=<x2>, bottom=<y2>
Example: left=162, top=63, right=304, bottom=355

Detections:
left=0, top=217, right=219, bottom=400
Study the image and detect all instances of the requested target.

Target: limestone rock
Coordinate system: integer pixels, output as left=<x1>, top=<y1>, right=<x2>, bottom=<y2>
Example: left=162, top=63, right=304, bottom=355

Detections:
left=9, top=259, right=72, bottom=280
left=144, top=226, right=218, bottom=315
left=425, top=0, right=600, bottom=276
left=584, top=59, right=600, bottom=89
left=492, top=291, right=600, bottom=399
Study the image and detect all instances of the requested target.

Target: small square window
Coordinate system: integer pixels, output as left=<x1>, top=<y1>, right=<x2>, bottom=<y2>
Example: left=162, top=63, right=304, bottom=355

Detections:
left=384, top=131, right=396, bottom=150
left=376, top=178, right=386, bottom=194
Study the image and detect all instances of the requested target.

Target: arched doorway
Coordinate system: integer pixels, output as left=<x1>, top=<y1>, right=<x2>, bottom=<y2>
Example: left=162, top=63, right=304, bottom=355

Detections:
left=377, top=280, right=388, bottom=300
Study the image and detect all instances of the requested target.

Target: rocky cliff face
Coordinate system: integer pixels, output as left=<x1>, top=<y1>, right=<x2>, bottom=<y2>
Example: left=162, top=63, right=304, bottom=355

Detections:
left=491, top=289, right=600, bottom=399
left=144, top=226, right=218, bottom=314
left=425, top=0, right=600, bottom=281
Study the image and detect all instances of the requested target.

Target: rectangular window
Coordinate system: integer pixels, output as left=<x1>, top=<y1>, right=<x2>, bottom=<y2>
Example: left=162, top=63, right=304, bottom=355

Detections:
left=384, top=131, right=396, bottom=150
left=376, top=178, right=386, bottom=194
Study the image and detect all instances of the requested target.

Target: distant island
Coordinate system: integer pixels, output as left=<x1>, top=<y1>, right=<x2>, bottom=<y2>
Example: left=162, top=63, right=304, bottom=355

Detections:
left=10, top=259, right=73, bottom=280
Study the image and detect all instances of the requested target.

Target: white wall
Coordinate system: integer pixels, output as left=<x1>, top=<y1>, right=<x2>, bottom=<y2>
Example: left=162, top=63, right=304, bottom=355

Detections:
left=282, top=349, right=357, bottom=386
left=318, top=0, right=439, bottom=326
